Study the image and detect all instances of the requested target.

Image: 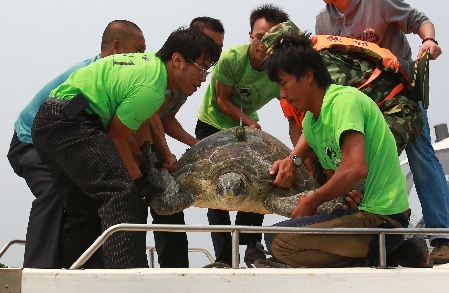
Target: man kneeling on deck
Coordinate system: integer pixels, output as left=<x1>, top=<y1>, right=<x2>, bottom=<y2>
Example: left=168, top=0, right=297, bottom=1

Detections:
left=262, top=30, right=410, bottom=267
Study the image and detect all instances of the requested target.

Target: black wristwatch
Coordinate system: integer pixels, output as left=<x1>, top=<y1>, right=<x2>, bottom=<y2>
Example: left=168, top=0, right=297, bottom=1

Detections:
left=289, top=154, right=302, bottom=167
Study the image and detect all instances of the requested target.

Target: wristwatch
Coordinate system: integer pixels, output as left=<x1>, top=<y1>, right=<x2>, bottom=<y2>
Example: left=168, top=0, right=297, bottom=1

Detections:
left=289, top=154, right=302, bottom=167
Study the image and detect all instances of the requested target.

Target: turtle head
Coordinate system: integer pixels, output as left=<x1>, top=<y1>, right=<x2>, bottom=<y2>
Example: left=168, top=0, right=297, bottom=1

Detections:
left=216, top=172, right=248, bottom=203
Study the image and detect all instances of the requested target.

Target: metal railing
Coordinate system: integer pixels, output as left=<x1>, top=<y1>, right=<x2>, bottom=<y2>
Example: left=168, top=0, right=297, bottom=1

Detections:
left=146, top=246, right=214, bottom=268
left=0, top=240, right=25, bottom=259
left=68, top=224, right=449, bottom=269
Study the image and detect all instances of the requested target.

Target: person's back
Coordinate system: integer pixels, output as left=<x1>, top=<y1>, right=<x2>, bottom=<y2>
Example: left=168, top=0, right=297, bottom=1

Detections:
left=315, top=0, right=449, bottom=264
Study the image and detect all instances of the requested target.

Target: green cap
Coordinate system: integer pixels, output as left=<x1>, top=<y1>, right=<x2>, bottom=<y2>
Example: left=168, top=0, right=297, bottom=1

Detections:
left=261, top=21, right=304, bottom=55
left=398, top=49, right=430, bottom=109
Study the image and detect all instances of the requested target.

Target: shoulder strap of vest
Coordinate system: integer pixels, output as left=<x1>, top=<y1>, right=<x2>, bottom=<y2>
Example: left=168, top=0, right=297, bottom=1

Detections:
left=311, top=35, right=407, bottom=80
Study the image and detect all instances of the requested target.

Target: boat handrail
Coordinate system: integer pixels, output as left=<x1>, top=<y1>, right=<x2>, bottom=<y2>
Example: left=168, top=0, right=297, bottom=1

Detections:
left=146, top=246, right=214, bottom=268
left=0, top=240, right=25, bottom=259
left=68, top=224, right=449, bottom=269
left=0, top=240, right=213, bottom=268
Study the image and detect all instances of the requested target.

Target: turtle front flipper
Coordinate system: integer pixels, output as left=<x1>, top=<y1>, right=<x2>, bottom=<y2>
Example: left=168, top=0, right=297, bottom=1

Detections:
left=141, top=148, right=195, bottom=215
left=150, top=190, right=195, bottom=216
left=147, top=167, right=195, bottom=215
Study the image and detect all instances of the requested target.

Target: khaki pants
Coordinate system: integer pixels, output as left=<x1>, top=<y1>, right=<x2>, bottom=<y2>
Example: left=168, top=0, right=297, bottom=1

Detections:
left=268, top=209, right=408, bottom=267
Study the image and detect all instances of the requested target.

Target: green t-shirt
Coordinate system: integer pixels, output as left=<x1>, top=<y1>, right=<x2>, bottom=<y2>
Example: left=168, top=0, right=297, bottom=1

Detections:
left=197, top=44, right=280, bottom=130
left=50, top=52, right=167, bottom=131
left=302, top=84, right=408, bottom=215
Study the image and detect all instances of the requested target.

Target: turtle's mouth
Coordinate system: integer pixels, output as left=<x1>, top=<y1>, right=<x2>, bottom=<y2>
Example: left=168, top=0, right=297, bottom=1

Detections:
left=216, top=172, right=249, bottom=205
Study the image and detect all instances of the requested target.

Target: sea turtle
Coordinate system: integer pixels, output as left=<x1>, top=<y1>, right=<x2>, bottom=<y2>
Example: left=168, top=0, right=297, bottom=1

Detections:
left=146, top=126, right=350, bottom=218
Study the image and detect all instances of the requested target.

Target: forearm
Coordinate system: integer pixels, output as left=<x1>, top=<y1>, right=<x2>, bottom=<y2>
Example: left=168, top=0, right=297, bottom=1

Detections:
left=147, top=115, right=172, bottom=160
left=418, top=22, right=435, bottom=39
left=291, top=133, right=314, bottom=160
left=287, top=117, right=302, bottom=146
left=107, top=115, right=141, bottom=180
left=162, top=116, right=199, bottom=147
left=216, top=98, right=258, bottom=127
left=304, top=166, right=366, bottom=209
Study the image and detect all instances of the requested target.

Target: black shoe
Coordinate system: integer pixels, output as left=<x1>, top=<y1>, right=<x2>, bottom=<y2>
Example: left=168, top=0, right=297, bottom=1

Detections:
left=202, top=261, right=231, bottom=268
left=254, top=257, right=297, bottom=268
left=430, top=238, right=449, bottom=264
left=387, top=236, right=433, bottom=268
left=244, top=241, right=267, bottom=268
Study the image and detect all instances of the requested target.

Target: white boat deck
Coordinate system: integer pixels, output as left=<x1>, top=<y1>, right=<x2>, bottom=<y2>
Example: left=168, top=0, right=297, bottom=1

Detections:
left=0, top=264, right=447, bottom=293
left=2, top=224, right=449, bottom=293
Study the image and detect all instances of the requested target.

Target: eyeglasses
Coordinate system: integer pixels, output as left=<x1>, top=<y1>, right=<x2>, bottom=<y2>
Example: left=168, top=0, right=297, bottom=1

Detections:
left=188, top=59, right=210, bottom=76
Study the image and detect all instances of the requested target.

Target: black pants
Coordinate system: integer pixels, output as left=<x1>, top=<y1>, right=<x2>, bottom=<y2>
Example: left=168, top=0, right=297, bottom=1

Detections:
left=195, top=120, right=264, bottom=265
left=150, top=208, right=189, bottom=268
left=7, top=133, right=63, bottom=268
left=32, top=101, right=148, bottom=269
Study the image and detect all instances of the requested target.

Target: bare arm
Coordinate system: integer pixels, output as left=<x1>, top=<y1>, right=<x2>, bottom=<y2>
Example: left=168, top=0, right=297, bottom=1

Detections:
left=291, top=130, right=368, bottom=217
left=418, top=22, right=442, bottom=60
left=215, top=80, right=261, bottom=129
left=107, top=114, right=141, bottom=180
left=161, top=104, right=199, bottom=147
left=270, top=133, right=315, bottom=188
left=147, top=114, right=177, bottom=172
left=287, top=117, right=316, bottom=176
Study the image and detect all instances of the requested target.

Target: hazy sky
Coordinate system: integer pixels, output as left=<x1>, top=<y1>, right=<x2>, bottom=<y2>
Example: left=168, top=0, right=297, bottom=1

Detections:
left=0, top=0, right=447, bottom=268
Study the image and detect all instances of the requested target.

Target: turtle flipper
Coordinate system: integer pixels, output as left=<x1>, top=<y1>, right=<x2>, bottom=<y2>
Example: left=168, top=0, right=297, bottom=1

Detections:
left=264, top=188, right=349, bottom=217
left=150, top=190, right=195, bottom=215
left=263, top=188, right=315, bottom=218
left=140, top=143, right=195, bottom=215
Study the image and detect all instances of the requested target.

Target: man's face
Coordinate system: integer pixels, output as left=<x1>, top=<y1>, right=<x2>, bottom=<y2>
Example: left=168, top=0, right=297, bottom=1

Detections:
left=117, top=30, right=146, bottom=54
left=202, top=28, right=224, bottom=54
left=249, top=17, right=278, bottom=65
left=277, top=70, right=312, bottom=112
left=177, top=54, right=213, bottom=96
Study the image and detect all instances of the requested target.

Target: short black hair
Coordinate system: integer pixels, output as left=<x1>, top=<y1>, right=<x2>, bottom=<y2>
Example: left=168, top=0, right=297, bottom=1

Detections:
left=156, top=26, right=220, bottom=65
left=250, top=4, right=289, bottom=31
left=190, top=16, right=225, bottom=34
left=264, top=33, right=332, bottom=88
left=101, top=20, right=142, bottom=52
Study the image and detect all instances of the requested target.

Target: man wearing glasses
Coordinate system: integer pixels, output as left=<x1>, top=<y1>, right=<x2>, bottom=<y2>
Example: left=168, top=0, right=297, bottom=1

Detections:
left=133, top=17, right=225, bottom=269
left=194, top=4, right=289, bottom=267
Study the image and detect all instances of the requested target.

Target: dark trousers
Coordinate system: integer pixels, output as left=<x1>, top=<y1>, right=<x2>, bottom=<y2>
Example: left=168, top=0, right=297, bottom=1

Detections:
left=32, top=101, right=148, bottom=269
left=195, top=120, right=264, bottom=265
left=7, top=133, right=63, bottom=268
left=150, top=208, right=189, bottom=268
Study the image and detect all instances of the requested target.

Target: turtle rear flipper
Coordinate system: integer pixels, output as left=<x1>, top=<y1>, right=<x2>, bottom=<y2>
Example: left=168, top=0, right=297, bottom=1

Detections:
left=263, top=187, right=308, bottom=217
left=264, top=188, right=348, bottom=217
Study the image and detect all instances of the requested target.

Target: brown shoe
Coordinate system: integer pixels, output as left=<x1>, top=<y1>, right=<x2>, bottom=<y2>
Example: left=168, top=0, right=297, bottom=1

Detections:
left=430, top=239, right=449, bottom=264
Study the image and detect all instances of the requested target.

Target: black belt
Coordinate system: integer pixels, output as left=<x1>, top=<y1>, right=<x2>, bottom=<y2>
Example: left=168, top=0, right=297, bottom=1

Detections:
left=45, top=97, right=69, bottom=106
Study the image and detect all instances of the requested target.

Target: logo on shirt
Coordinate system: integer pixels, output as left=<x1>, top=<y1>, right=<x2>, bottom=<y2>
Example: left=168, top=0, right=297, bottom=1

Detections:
left=113, top=59, right=136, bottom=66
left=321, top=138, right=342, bottom=168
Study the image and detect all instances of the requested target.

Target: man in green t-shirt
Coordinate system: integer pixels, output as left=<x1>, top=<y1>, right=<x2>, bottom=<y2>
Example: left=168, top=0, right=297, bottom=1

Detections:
left=262, top=33, right=410, bottom=267
left=194, top=4, right=289, bottom=267
left=31, top=27, right=220, bottom=269
left=132, top=17, right=225, bottom=269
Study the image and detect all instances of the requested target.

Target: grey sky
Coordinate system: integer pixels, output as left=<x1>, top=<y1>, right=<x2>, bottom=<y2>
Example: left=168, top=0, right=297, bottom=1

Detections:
left=0, top=0, right=447, bottom=268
